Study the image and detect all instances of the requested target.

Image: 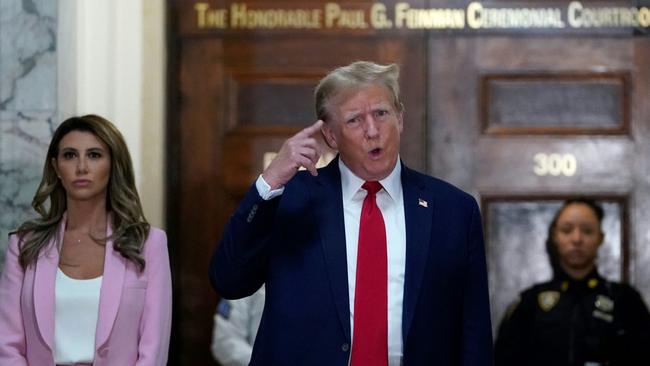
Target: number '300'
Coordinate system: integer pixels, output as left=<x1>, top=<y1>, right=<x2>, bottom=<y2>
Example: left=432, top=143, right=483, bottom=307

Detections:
left=533, top=153, right=577, bottom=177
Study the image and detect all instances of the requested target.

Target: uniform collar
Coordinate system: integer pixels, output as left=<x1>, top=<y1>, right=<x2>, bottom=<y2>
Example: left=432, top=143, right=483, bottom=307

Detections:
left=555, top=267, right=603, bottom=291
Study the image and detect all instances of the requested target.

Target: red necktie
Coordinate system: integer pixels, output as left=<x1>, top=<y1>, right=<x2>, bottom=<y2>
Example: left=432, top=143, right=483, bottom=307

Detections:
left=351, top=181, right=388, bottom=366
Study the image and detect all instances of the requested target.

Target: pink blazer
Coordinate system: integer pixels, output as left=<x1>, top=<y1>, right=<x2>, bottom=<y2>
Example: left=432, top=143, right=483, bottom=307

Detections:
left=0, top=216, right=172, bottom=366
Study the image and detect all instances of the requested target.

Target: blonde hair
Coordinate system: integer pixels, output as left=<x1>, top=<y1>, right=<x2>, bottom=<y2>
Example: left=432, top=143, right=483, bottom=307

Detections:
left=314, top=61, right=404, bottom=122
left=15, top=114, right=149, bottom=270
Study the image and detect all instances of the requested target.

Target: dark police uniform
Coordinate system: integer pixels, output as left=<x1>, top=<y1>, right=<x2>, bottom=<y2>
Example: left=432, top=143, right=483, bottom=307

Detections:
left=495, top=268, right=650, bottom=366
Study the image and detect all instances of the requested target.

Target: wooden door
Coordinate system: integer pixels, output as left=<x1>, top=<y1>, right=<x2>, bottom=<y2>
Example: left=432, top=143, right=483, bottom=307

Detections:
left=427, top=35, right=650, bottom=332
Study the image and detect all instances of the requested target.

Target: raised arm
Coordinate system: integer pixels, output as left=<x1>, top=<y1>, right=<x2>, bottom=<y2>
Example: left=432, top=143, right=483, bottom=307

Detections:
left=209, top=121, right=323, bottom=299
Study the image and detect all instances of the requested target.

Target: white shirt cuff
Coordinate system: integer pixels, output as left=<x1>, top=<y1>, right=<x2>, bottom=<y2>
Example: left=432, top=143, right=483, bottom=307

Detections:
left=255, top=175, right=285, bottom=200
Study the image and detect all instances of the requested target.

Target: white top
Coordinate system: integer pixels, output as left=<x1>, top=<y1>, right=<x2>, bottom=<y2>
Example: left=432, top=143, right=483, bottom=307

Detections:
left=256, top=158, right=406, bottom=366
left=339, top=159, right=406, bottom=366
left=211, top=286, right=266, bottom=366
left=54, top=268, right=102, bottom=364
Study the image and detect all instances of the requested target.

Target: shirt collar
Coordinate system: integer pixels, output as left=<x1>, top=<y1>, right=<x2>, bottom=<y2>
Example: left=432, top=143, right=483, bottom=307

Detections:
left=339, top=157, right=402, bottom=203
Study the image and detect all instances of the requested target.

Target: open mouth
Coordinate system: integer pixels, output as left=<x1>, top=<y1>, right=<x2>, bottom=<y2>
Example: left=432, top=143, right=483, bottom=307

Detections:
left=369, top=148, right=382, bottom=158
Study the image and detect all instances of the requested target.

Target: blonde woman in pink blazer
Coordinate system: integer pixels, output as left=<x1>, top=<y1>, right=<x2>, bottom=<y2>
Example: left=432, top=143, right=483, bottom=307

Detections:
left=0, top=115, right=172, bottom=366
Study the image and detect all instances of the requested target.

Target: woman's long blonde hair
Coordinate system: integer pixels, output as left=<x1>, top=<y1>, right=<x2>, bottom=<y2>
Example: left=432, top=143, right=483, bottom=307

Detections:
left=15, top=115, right=149, bottom=270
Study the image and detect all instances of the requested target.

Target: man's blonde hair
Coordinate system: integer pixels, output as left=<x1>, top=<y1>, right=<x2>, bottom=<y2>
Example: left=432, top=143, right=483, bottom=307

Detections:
left=314, top=61, right=403, bottom=122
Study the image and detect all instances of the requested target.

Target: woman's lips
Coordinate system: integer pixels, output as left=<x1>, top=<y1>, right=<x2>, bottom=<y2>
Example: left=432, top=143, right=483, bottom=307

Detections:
left=72, top=179, right=91, bottom=187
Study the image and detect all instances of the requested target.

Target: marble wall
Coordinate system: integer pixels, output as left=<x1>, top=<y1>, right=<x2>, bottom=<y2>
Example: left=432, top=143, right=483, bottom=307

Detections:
left=0, top=0, right=57, bottom=272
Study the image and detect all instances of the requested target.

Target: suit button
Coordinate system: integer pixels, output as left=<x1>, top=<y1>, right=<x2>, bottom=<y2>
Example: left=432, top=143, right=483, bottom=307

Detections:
left=246, top=204, right=259, bottom=223
left=341, top=343, right=350, bottom=352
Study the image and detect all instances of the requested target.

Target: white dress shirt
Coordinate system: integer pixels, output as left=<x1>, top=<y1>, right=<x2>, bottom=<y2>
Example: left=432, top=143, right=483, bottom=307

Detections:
left=338, top=159, right=405, bottom=366
left=256, top=159, right=406, bottom=365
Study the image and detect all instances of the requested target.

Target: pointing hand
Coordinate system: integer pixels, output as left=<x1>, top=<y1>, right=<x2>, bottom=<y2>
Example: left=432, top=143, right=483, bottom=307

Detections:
left=262, top=120, right=324, bottom=189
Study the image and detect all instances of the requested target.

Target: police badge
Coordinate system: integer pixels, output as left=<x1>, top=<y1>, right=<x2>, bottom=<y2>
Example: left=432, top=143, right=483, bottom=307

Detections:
left=538, top=291, right=560, bottom=311
left=595, top=294, right=614, bottom=312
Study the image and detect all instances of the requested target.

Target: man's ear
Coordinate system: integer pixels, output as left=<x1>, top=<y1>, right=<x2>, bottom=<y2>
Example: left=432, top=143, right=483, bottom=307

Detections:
left=321, top=122, right=338, bottom=150
left=397, top=111, right=404, bottom=133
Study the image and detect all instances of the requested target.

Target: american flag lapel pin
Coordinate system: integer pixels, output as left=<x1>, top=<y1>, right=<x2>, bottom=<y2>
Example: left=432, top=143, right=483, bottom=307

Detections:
left=418, top=198, right=428, bottom=208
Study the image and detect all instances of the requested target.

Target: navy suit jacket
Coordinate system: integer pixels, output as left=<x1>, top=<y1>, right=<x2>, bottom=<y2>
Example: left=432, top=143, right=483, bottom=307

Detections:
left=210, top=157, right=493, bottom=365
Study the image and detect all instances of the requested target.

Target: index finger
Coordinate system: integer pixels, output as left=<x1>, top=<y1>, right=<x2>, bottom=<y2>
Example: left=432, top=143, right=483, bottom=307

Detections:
left=296, top=120, right=324, bottom=138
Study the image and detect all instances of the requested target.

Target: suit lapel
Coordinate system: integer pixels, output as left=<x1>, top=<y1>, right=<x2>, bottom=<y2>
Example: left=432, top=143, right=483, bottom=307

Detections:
left=314, top=160, right=434, bottom=342
left=33, top=216, right=65, bottom=351
left=401, top=165, right=434, bottom=341
left=316, top=157, right=351, bottom=342
left=95, top=220, right=126, bottom=348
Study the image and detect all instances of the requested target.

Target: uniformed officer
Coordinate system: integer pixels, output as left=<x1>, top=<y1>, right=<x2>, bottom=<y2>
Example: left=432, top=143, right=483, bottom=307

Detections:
left=494, top=199, right=650, bottom=366
left=211, top=286, right=265, bottom=366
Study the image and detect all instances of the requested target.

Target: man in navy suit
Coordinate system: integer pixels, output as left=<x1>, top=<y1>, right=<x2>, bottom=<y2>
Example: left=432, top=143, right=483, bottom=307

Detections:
left=210, top=61, right=493, bottom=365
